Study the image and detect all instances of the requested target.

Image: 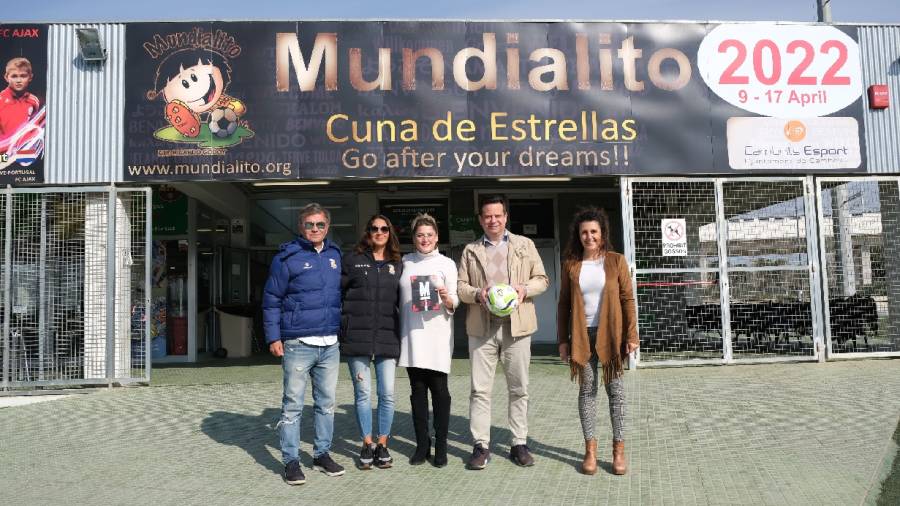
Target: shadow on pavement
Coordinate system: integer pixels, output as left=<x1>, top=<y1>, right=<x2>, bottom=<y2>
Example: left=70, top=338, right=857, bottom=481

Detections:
left=202, top=398, right=587, bottom=474
left=334, top=403, right=586, bottom=471
left=876, top=417, right=900, bottom=506
left=201, top=408, right=284, bottom=475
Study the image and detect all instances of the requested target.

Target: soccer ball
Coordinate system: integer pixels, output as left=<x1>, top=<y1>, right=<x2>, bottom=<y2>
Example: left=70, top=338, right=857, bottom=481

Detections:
left=486, top=284, right=518, bottom=317
left=208, top=108, right=238, bottom=138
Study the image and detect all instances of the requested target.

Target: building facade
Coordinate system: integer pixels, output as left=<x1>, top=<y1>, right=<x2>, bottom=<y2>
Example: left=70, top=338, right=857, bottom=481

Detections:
left=2, top=20, right=899, bottom=387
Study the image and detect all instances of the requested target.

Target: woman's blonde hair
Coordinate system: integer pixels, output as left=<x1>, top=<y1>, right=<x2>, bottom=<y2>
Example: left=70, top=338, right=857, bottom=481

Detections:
left=410, top=213, right=438, bottom=239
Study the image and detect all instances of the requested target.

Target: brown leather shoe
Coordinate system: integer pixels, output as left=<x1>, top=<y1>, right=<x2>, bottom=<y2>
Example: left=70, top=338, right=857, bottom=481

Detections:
left=466, top=444, right=491, bottom=470
left=612, top=440, right=627, bottom=475
left=509, top=444, right=535, bottom=467
left=582, top=439, right=597, bottom=475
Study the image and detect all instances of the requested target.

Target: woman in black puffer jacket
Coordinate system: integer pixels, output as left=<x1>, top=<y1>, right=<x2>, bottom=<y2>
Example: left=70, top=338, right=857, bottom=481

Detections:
left=340, top=214, right=403, bottom=470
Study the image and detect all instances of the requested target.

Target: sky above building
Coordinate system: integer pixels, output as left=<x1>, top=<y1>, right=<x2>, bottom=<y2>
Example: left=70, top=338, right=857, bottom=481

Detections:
left=4, top=0, right=900, bottom=24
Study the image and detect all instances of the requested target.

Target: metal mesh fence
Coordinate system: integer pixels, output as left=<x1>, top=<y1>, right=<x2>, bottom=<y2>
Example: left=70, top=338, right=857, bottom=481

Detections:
left=632, top=181, right=719, bottom=271
left=819, top=179, right=900, bottom=355
left=8, top=193, right=43, bottom=383
left=722, top=181, right=810, bottom=268
left=727, top=269, right=814, bottom=358
left=126, top=193, right=149, bottom=378
left=1, top=188, right=149, bottom=388
left=635, top=271, right=723, bottom=362
left=722, top=180, right=815, bottom=360
left=83, top=193, right=107, bottom=379
left=0, top=195, right=4, bottom=385
left=631, top=180, right=722, bottom=363
left=629, top=178, right=818, bottom=365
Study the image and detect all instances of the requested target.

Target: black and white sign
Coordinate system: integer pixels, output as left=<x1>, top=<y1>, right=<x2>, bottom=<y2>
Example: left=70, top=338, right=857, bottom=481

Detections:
left=661, top=218, right=687, bottom=257
left=410, top=275, right=441, bottom=312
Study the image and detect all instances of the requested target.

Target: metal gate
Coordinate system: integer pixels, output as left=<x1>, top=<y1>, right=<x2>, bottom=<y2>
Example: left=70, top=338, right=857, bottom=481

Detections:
left=623, top=177, right=822, bottom=366
left=816, top=177, right=900, bottom=358
left=1, top=186, right=151, bottom=389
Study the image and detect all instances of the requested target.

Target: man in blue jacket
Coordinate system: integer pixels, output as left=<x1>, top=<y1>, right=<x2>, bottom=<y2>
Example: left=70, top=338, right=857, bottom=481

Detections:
left=263, top=203, right=345, bottom=485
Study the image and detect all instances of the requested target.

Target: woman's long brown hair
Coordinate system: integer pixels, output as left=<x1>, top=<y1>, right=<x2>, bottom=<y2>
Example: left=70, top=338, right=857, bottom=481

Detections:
left=354, top=214, right=401, bottom=262
left=563, top=206, right=613, bottom=262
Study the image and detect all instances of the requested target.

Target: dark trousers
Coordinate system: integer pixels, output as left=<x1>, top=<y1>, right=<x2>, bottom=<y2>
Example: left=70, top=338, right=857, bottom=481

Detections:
left=407, top=367, right=451, bottom=449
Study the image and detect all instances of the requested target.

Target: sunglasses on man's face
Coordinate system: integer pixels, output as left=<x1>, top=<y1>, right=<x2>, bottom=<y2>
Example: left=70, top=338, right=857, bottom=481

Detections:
left=303, top=221, right=327, bottom=231
left=369, top=225, right=390, bottom=234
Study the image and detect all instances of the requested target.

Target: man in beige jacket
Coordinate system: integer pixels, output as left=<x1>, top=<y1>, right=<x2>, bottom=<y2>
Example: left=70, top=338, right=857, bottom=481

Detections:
left=457, top=195, right=549, bottom=470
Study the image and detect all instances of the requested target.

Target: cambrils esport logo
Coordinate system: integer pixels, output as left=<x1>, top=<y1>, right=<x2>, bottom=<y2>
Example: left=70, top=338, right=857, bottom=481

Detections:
left=783, top=120, right=807, bottom=142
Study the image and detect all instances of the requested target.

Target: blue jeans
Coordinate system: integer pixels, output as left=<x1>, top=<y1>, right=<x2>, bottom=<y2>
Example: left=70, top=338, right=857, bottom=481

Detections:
left=347, top=355, right=396, bottom=441
left=277, top=340, right=339, bottom=464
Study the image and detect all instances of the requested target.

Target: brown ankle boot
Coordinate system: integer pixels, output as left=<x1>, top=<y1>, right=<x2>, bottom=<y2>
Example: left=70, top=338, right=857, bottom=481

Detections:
left=581, top=439, right=597, bottom=475
left=612, top=440, right=627, bottom=475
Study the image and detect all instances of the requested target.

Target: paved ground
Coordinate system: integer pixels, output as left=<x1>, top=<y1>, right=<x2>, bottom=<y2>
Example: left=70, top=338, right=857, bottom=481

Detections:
left=0, top=393, right=72, bottom=408
left=2, top=356, right=899, bottom=505
left=880, top=421, right=900, bottom=506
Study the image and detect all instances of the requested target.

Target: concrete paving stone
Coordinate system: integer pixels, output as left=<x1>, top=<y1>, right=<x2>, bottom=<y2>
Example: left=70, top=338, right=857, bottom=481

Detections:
left=1, top=358, right=898, bottom=505
left=0, top=394, right=74, bottom=408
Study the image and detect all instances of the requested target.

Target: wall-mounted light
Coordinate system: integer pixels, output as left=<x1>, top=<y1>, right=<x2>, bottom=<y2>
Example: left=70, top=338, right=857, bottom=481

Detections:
left=76, top=28, right=107, bottom=62
left=376, top=178, right=452, bottom=184
left=496, top=177, right=572, bottom=182
left=252, top=181, right=330, bottom=187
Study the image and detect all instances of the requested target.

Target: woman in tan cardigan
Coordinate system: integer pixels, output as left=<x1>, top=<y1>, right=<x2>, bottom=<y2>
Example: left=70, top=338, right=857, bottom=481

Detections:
left=557, top=207, right=639, bottom=476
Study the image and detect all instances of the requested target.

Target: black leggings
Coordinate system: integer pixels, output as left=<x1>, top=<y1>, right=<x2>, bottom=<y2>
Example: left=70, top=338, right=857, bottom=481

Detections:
left=407, top=367, right=451, bottom=441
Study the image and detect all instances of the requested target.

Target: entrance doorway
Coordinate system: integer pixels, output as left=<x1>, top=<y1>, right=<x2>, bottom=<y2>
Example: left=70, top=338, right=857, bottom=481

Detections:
left=507, top=197, right=558, bottom=344
left=378, top=197, right=450, bottom=253
left=624, top=177, right=821, bottom=366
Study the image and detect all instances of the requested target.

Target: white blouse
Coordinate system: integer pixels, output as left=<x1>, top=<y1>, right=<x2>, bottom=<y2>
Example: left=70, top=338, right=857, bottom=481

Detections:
left=398, top=249, right=459, bottom=374
left=579, top=258, right=606, bottom=328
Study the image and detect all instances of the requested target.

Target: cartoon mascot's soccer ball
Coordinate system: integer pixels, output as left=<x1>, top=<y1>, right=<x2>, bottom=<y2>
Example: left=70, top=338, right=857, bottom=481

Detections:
left=209, top=108, right=238, bottom=138
left=486, top=283, right=519, bottom=317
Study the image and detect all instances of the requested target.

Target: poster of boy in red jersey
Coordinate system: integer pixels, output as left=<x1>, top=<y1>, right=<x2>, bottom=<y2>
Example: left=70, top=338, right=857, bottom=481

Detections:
left=0, top=58, right=40, bottom=139
left=0, top=24, right=46, bottom=184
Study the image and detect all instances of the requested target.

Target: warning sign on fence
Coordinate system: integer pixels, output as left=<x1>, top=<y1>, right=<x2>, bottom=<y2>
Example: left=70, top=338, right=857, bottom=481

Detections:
left=661, top=219, right=687, bottom=257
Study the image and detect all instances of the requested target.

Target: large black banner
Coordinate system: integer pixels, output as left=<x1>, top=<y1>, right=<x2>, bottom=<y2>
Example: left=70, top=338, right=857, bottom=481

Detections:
left=0, top=24, right=46, bottom=185
left=123, top=22, right=866, bottom=181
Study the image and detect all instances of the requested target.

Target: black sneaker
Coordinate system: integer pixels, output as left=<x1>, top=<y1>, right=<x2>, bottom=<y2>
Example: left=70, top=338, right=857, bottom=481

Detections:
left=312, top=453, right=345, bottom=477
left=375, top=443, right=393, bottom=469
left=358, top=442, right=375, bottom=470
left=509, top=444, right=535, bottom=467
left=284, top=460, right=306, bottom=485
left=467, top=444, right=491, bottom=470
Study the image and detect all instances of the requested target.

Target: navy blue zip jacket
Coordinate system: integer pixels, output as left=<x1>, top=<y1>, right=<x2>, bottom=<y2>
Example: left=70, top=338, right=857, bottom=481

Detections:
left=262, top=236, right=342, bottom=344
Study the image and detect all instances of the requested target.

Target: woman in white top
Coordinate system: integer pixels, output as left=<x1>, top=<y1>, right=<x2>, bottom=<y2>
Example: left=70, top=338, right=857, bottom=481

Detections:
left=399, top=213, right=458, bottom=467
left=557, top=207, right=638, bottom=476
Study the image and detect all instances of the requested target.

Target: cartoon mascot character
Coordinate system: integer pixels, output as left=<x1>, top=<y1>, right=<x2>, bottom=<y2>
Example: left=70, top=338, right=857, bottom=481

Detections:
left=147, top=48, right=245, bottom=138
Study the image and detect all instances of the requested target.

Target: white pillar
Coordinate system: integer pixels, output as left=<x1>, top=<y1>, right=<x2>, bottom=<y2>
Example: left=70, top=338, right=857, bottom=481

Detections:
left=834, top=185, right=857, bottom=296
left=83, top=193, right=132, bottom=379
left=115, top=197, right=133, bottom=377
left=861, top=245, right=872, bottom=286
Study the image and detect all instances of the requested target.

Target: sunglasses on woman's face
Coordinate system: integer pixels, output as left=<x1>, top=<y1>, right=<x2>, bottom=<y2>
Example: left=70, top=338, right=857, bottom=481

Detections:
left=369, top=225, right=390, bottom=234
left=303, top=221, right=327, bottom=230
